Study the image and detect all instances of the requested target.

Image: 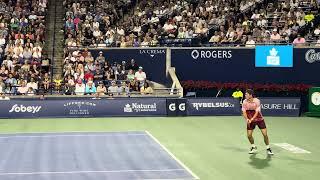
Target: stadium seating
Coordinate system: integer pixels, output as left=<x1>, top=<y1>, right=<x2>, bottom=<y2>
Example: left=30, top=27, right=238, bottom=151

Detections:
left=0, top=0, right=48, bottom=95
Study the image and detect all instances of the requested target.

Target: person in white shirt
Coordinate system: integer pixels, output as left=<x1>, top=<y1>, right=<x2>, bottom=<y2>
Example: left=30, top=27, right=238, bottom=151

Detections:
left=0, top=35, right=5, bottom=46
left=17, top=81, right=29, bottom=94
left=245, top=36, right=256, bottom=47
left=149, top=14, right=160, bottom=23
left=27, top=78, right=38, bottom=90
left=75, top=80, right=85, bottom=95
left=117, top=26, right=125, bottom=36
left=257, top=16, right=267, bottom=27
left=134, top=66, right=146, bottom=84
left=314, top=27, right=320, bottom=35
left=270, top=29, right=281, bottom=41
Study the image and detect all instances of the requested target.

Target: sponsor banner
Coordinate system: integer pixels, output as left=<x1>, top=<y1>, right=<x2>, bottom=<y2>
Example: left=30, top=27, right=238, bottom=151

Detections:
left=172, top=48, right=320, bottom=85
left=260, top=98, right=301, bottom=117
left=0, top=98, right=167, bottom=118
left=304, top=48, right=320, bottom=63
left=72, top=48, right=166, bottom=83
left=166, top=98, right=187, bottom=116
left=187, top=98, right=241, bottom=116
left=255, top=45, right=293, bottom=67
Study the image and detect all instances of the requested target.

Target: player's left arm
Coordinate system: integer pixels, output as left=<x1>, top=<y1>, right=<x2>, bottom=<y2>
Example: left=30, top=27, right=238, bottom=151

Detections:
left=250, top=98, right=261, bottom=121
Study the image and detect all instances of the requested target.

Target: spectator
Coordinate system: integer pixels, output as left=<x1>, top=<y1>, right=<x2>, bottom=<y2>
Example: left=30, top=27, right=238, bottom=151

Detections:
left=245, top=36, right=256, bottom=47
left=27, top=87, right=35, bottom=96
left=293, top=35, right=306, bottom=46
left=108, top=80, right=119, bottom=95
left=126, top=69, right=135, bottom=81
left=140, top=82, right=153, bottom=95
left=75, top=80, right=86, bottom=95
left=270, top=29, right=281, bottom=41
left=126, top=59, right=139, bottom=71
left=17, top=81, right=28, bottom=95
left=118, top=81, right=130, bottom=95
left=134, top=66, right=146, bottom=84
left=96, top=82, right=107, bottom=96
left=27, top=78, right=38, bottom=90
left=85, top=81, right=96, bottom=95
left=0, top=93, right=10, bottom=100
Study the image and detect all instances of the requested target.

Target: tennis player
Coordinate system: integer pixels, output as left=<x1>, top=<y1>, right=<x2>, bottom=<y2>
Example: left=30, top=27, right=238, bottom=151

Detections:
left=242, top=89, right=274, bottom=155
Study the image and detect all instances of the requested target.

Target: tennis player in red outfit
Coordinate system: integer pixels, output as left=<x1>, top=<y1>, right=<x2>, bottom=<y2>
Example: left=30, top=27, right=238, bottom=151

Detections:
left=242, top=89, right=274, bottom=155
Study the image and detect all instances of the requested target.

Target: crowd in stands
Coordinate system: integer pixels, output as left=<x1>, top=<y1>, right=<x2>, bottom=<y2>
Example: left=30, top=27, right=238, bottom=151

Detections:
left=63, top=0, right=320, bottom=47
left=60, top=48, right=153, bottom=96
left=0, top=0, right=49, bottom=96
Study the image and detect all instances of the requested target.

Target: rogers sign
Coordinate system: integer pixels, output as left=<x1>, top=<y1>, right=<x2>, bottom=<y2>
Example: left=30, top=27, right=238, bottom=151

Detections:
left=191, top=49, right=232, bottom=60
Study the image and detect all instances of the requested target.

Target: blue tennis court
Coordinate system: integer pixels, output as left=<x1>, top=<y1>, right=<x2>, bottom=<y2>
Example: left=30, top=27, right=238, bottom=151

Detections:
left=0, top=131, right=198, bottom=180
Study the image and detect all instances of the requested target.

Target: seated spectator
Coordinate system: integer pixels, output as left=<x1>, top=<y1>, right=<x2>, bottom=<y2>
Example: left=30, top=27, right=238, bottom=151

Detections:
left=293, top=35, right=306, bottom=46
left=126, top=59, right=139, bottom=71
left=0, top=93, right=10, bottom=100
left=42, top=73, right=50, bottom=92
left=27, top=87, right=35, bottom=96
left=85, top=81, right=96, bottom=95
left=63, top=83, right=74, bottom=95
left=75, top=80, right=86, bottom=95
left=134, top=66, right=146, bottom=85
left=118, top=81, right=130, bottom=95
left=108, top=80, right=119, bottom=95
left=53, top=75, right=63, bottom=91
left=96, top=51, right=105, bottom=65
left=96, top=82, right=107, bottom=96
left=27, top=78, right=38, bottom=90
left=140, top=82, right=153, bottom=95
left=17, top=81, right=28, bottom=95
left=270, top=29, right=281, bottom=41
left=245, top=36, right=255, bottom=47
left=314, top=26, right=320, bottom=36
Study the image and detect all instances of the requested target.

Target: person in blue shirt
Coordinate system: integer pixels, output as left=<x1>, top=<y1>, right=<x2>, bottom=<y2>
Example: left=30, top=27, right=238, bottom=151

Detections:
left=85, top=81, right=96, bottom=95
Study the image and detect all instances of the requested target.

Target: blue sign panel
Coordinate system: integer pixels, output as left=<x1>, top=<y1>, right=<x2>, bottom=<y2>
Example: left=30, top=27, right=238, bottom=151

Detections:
left=255, top=45, right=293, bottom=67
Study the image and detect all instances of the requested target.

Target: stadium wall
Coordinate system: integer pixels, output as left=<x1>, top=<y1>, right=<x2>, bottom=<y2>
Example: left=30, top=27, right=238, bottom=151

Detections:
left=0, top=98, right=300, bottom=118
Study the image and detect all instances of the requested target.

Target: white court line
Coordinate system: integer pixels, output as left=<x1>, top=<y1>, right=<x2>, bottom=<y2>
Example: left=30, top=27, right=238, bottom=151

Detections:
left=0, top=169, right=185, bottom=176
left=273, top=143, right=311, bottom=154
left=0, top=133, right=147, bottom=139
left=145, top=131, right=200, bottom=180
left=0, top=130, right=143, bottom=135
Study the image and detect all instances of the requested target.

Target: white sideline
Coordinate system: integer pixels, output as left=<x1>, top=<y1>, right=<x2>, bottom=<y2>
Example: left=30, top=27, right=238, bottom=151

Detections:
left=0, top=133, right=147, bottom=139
left=0, top=169, right=185, bottom=176
left=145, top=131, right=200, bottom=180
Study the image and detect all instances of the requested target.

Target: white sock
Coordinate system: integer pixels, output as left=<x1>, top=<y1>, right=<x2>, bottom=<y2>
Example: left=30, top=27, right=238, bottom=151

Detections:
left=266, top=145, right=270, bottom=149
left=251, top=144, right=256, bottom=148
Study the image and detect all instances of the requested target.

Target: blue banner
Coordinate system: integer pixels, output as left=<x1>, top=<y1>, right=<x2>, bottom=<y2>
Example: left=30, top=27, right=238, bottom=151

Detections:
left=171, top=47, right=320, bottom=85
left=255, top=45, right=293, bottom=67
left=0, top=98, right=167, bottom=118
left=259, top=98, right=301, bottom=117
left=187, top=98, right=241, bottom=116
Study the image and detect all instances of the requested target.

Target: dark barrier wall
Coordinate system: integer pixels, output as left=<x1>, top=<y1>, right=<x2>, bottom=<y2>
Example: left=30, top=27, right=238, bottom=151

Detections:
left=0, top=98, right=300, bottom=118
left=171, top=48, right=320, bottom=84
left=0, top=98, right=167, bottom=118
left=260, top=98, right=301, bottom=116
left=80, top=48, right=166, bottom=83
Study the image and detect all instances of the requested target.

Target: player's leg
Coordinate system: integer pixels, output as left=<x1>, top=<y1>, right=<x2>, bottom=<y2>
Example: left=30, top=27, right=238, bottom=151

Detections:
left=247, top=126, right=257, bottom=154
left=259, top=125, right=274, bottom=155
left=247, top=129, right=254, bottom=144
left=260, top=128, right=269, bottom=146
